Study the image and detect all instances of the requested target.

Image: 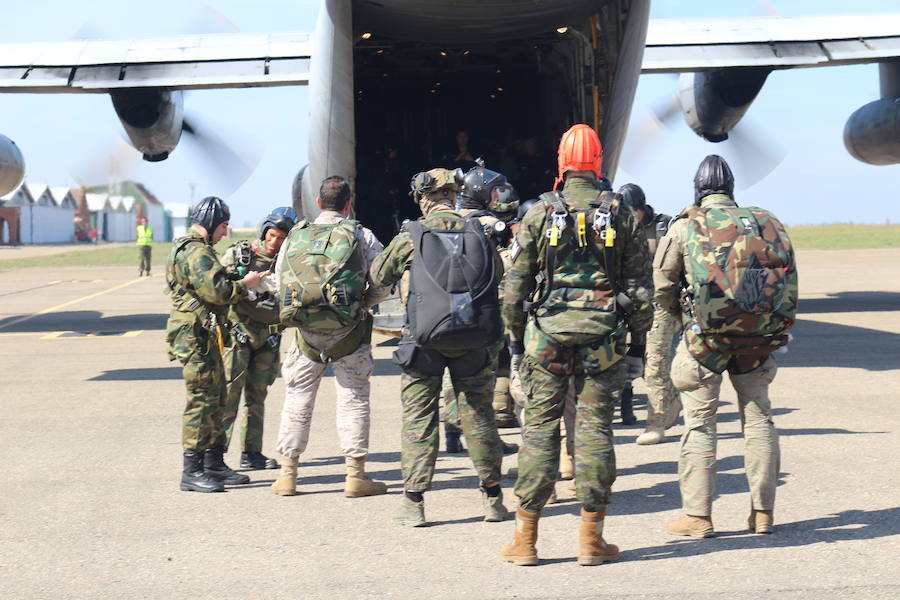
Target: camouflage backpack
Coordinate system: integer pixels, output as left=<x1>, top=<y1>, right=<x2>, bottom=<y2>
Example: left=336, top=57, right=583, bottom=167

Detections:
left=681, top=203, right=798, bottom=360
left=278, top=219, right=367, bottom=332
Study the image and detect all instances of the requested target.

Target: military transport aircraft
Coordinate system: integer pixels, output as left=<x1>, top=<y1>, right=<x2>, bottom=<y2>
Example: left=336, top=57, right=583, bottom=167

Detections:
left=0, top=0, right=899, bottom=224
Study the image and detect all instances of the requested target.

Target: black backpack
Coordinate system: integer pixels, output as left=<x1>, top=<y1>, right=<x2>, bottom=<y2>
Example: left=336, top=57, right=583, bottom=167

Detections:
left=405, top=217, right=501, bottom=351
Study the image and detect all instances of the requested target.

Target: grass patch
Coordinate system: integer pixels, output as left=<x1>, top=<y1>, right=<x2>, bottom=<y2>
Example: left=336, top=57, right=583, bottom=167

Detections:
left=0, top=237, right=243, bottom=270
left=786, top=225, right=900, bottom=250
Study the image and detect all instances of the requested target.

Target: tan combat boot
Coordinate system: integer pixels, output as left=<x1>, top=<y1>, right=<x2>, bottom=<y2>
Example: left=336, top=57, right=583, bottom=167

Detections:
left=636, top=423, right=665, bottom=445
left=344, top=456, right=388, bottom=498
left=500, top=508, right=539, bottom=566
left=748, top=509, right=774, bottom=534
left=271, top=455, right=298, bottom=496
left=578, top=508, right=620, bottom=566
left=666, top=514, right=714, bottom=538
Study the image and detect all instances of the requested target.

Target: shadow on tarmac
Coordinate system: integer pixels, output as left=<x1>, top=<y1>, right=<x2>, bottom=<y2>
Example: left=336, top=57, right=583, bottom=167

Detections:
left=90, top=367, right=182, bottom=381
left=783, top=318, right=900, bottom=371
left=797, top=291, right=900, bottom=314
left=0, top=310, right=166, bottom=333
left=619, top=507, right=900, bottom=561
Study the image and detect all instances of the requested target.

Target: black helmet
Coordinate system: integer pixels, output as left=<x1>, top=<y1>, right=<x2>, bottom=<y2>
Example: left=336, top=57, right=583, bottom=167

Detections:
left=260, top=206, right=299, bottom=239
left=618, top=183, right=646, bottom=211
left=191, top=196, right=230, bottom=234
left=459, top=164, right=519, bottom=216
left=596, top=176, right=613, bottom=192
left=516, top=198, right=539, bottom=222
left=694, top=154, right=734, bottom=203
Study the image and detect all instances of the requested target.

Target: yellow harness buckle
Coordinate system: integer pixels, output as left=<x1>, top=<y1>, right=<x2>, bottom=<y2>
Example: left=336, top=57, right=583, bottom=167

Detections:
left=576, top=212, right=588, bottom=247
left=604, top=223, right=615, bottom=247
left=549, top=225, right=559, bottom=247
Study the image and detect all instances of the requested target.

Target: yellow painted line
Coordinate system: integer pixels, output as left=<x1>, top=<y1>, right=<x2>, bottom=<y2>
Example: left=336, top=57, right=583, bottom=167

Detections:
left=40, top=331, right=66, bottom=339
left=0, top=277, right=148, bottom=331
left=122, top=330, right=144, bottom=338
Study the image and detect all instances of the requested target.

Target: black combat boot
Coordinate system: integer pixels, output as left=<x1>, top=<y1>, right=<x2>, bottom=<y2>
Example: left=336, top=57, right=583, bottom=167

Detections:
left=241, top=451, right=279, bottom=470
left=501, top=441, right=519, bottom=455
left=181, top=452, right=224, bottom=493
left=620, top=383, right=637, bottom=425
left=445, top=423, right=466, bottom=454
left=204, top=447, right=251, bottom=485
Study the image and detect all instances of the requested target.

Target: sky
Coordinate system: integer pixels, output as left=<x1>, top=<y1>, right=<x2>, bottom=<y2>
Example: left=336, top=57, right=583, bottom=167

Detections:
left=0, top=0, right=898, bottom=226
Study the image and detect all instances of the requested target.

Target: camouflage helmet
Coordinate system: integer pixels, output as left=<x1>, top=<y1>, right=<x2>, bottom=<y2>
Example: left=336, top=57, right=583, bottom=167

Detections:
left=694, top=154, right=734, bottom=203
left=191, top=196, right=230, bottom=234
left=410, top=167, right=464, bottom=197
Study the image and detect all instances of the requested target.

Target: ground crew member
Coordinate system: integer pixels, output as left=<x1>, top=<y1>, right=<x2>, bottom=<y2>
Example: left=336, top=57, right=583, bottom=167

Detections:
left=136, top=217, right=153, bottom=277
left=499, top=124, right=653, bottom=566
left=656, top=155, right=795, bottom=538
left=220, top=207, right=298, bottom=470
left=165, top=196, right=263, bottom=493
left=271, top=176, right=391, bottom=498
left=618, top=183, right=684, bottom=443
left=371, top=167, right=508, bottom=528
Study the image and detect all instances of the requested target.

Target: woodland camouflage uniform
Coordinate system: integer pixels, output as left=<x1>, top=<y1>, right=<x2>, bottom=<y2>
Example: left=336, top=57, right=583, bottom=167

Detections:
left=503, top=176, right=653, bottom=512
left=165, top=230, right=248, bottom=453
left=219, top=239, right=280, bottom=456
left=370, top=182, right=504, bottom=495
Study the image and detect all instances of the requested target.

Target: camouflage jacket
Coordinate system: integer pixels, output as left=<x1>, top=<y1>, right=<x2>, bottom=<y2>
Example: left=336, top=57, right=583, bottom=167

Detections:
left=220, top=238, right=279, bottom=347
left=166, top=229, right=248, bottom=325
left=502, top=176, right=653, bottom=346
left=654, top=193, right=794, bottom=373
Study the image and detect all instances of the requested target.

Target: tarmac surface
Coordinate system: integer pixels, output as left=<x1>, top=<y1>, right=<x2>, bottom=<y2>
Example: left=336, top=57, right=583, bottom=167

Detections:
left=0, top=248, right=898, bottom=599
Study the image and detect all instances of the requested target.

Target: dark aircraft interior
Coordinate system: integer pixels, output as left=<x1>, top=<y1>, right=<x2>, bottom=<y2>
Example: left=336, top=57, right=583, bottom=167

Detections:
left=352, top=20, right=601, bottom=242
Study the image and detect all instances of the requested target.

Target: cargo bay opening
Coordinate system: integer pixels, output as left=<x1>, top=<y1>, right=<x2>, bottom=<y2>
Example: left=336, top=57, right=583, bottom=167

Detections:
left=352, top=29, right=599, bottom=243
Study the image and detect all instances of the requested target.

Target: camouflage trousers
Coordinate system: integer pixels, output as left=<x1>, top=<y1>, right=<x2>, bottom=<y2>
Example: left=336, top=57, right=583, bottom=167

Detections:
left=275, top=342, right=374, bottom=460
left=166, top=316, right=227, bottom=452
left=515, top=355, right=627, bottom=512
left=644, top=308, right=683, bottom=423
left=671, top=344, right=780, bottom=516
left=222, top=337, right=279, bottom=453
left=440, top=343, right=514, bottom=428
left=401, top=350, right=503, bottom=492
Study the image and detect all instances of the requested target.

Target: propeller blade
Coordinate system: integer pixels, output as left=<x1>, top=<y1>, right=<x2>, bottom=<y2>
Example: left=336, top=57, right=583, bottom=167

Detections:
left=720, top=120, right=786, bottom=190
left=181, top=112, right=262, bottom=195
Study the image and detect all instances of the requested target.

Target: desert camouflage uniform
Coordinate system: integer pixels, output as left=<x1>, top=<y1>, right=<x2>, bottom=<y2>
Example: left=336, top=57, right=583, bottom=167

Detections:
left=504, top=176, right=653, bottom=512
left=371, top=204, right=504, bottom=493
left=219, top=239, right=280, bottom=454
left=274, top=210, right=390, bottom=460
left=655, top=193, right=790, bottom=516
left=165, top=230, right=248, bottom=452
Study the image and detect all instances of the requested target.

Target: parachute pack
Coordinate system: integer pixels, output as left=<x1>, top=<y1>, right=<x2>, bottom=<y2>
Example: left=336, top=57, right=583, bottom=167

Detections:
left=405, top=216, right=501, bottom=351
left=278, top=219, right=368, bottom=332
left=680, top=204, right=798, bottom=363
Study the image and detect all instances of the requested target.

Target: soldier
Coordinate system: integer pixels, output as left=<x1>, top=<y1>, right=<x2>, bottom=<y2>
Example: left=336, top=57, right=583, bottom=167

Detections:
left=656, top=155, right=796, bottom=538
left=165, top=196, right=264, bottom=493
left=271, top=176, right=391, bottom=498
left=371, top=167, right=508, bottom=527
left=618, top=183, right=684, bottom=444
left=499, top=124, right=653, bottom=566
left=220, top=207, right=298, bottom=470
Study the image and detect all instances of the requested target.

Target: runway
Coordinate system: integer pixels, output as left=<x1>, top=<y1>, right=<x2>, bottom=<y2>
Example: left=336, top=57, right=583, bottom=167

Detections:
left=0, top=250, right=898, bottom=599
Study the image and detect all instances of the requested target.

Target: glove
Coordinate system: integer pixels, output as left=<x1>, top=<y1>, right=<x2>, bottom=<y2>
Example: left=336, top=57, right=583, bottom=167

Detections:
left=510, top=351, right=523, bottom=375
left=624, top=344, right=645, bottom=380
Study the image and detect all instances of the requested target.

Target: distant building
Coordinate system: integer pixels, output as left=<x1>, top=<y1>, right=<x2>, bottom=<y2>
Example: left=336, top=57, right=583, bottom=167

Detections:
left=166, top=203, right=191, bottom=239
left=0, top=182, right=75, bottom=244
left=87, top=181, right=167, bottom=241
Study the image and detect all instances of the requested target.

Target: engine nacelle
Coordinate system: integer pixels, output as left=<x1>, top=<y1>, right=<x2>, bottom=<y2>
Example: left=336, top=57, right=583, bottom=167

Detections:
left=110, top=89, right=184, bottom=162
left=0, top=134, right=25, bottom=197
left=843, top=97, right=900, bottom=165
left=679, top=67, right=771, bottom=142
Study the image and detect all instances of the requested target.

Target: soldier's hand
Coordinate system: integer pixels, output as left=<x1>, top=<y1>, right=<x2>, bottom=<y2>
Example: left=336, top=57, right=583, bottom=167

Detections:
left=241, top=270, right=263, bottom=289
left=624, top=344, right=645, bottom=379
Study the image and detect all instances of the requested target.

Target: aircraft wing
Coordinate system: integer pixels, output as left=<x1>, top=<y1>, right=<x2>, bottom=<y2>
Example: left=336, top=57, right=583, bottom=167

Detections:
left=643, top=13, right=900, bottom=73
left=0, top=31, right=312, bottom=93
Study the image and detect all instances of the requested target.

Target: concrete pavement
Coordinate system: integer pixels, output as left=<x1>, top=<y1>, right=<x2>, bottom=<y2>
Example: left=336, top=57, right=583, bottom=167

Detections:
left=0, top=250, right=898, bottom=599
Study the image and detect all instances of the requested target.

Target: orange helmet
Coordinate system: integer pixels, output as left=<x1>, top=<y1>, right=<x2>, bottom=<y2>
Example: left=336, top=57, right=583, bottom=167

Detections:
left=555, top=124, right=602, bottom=189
